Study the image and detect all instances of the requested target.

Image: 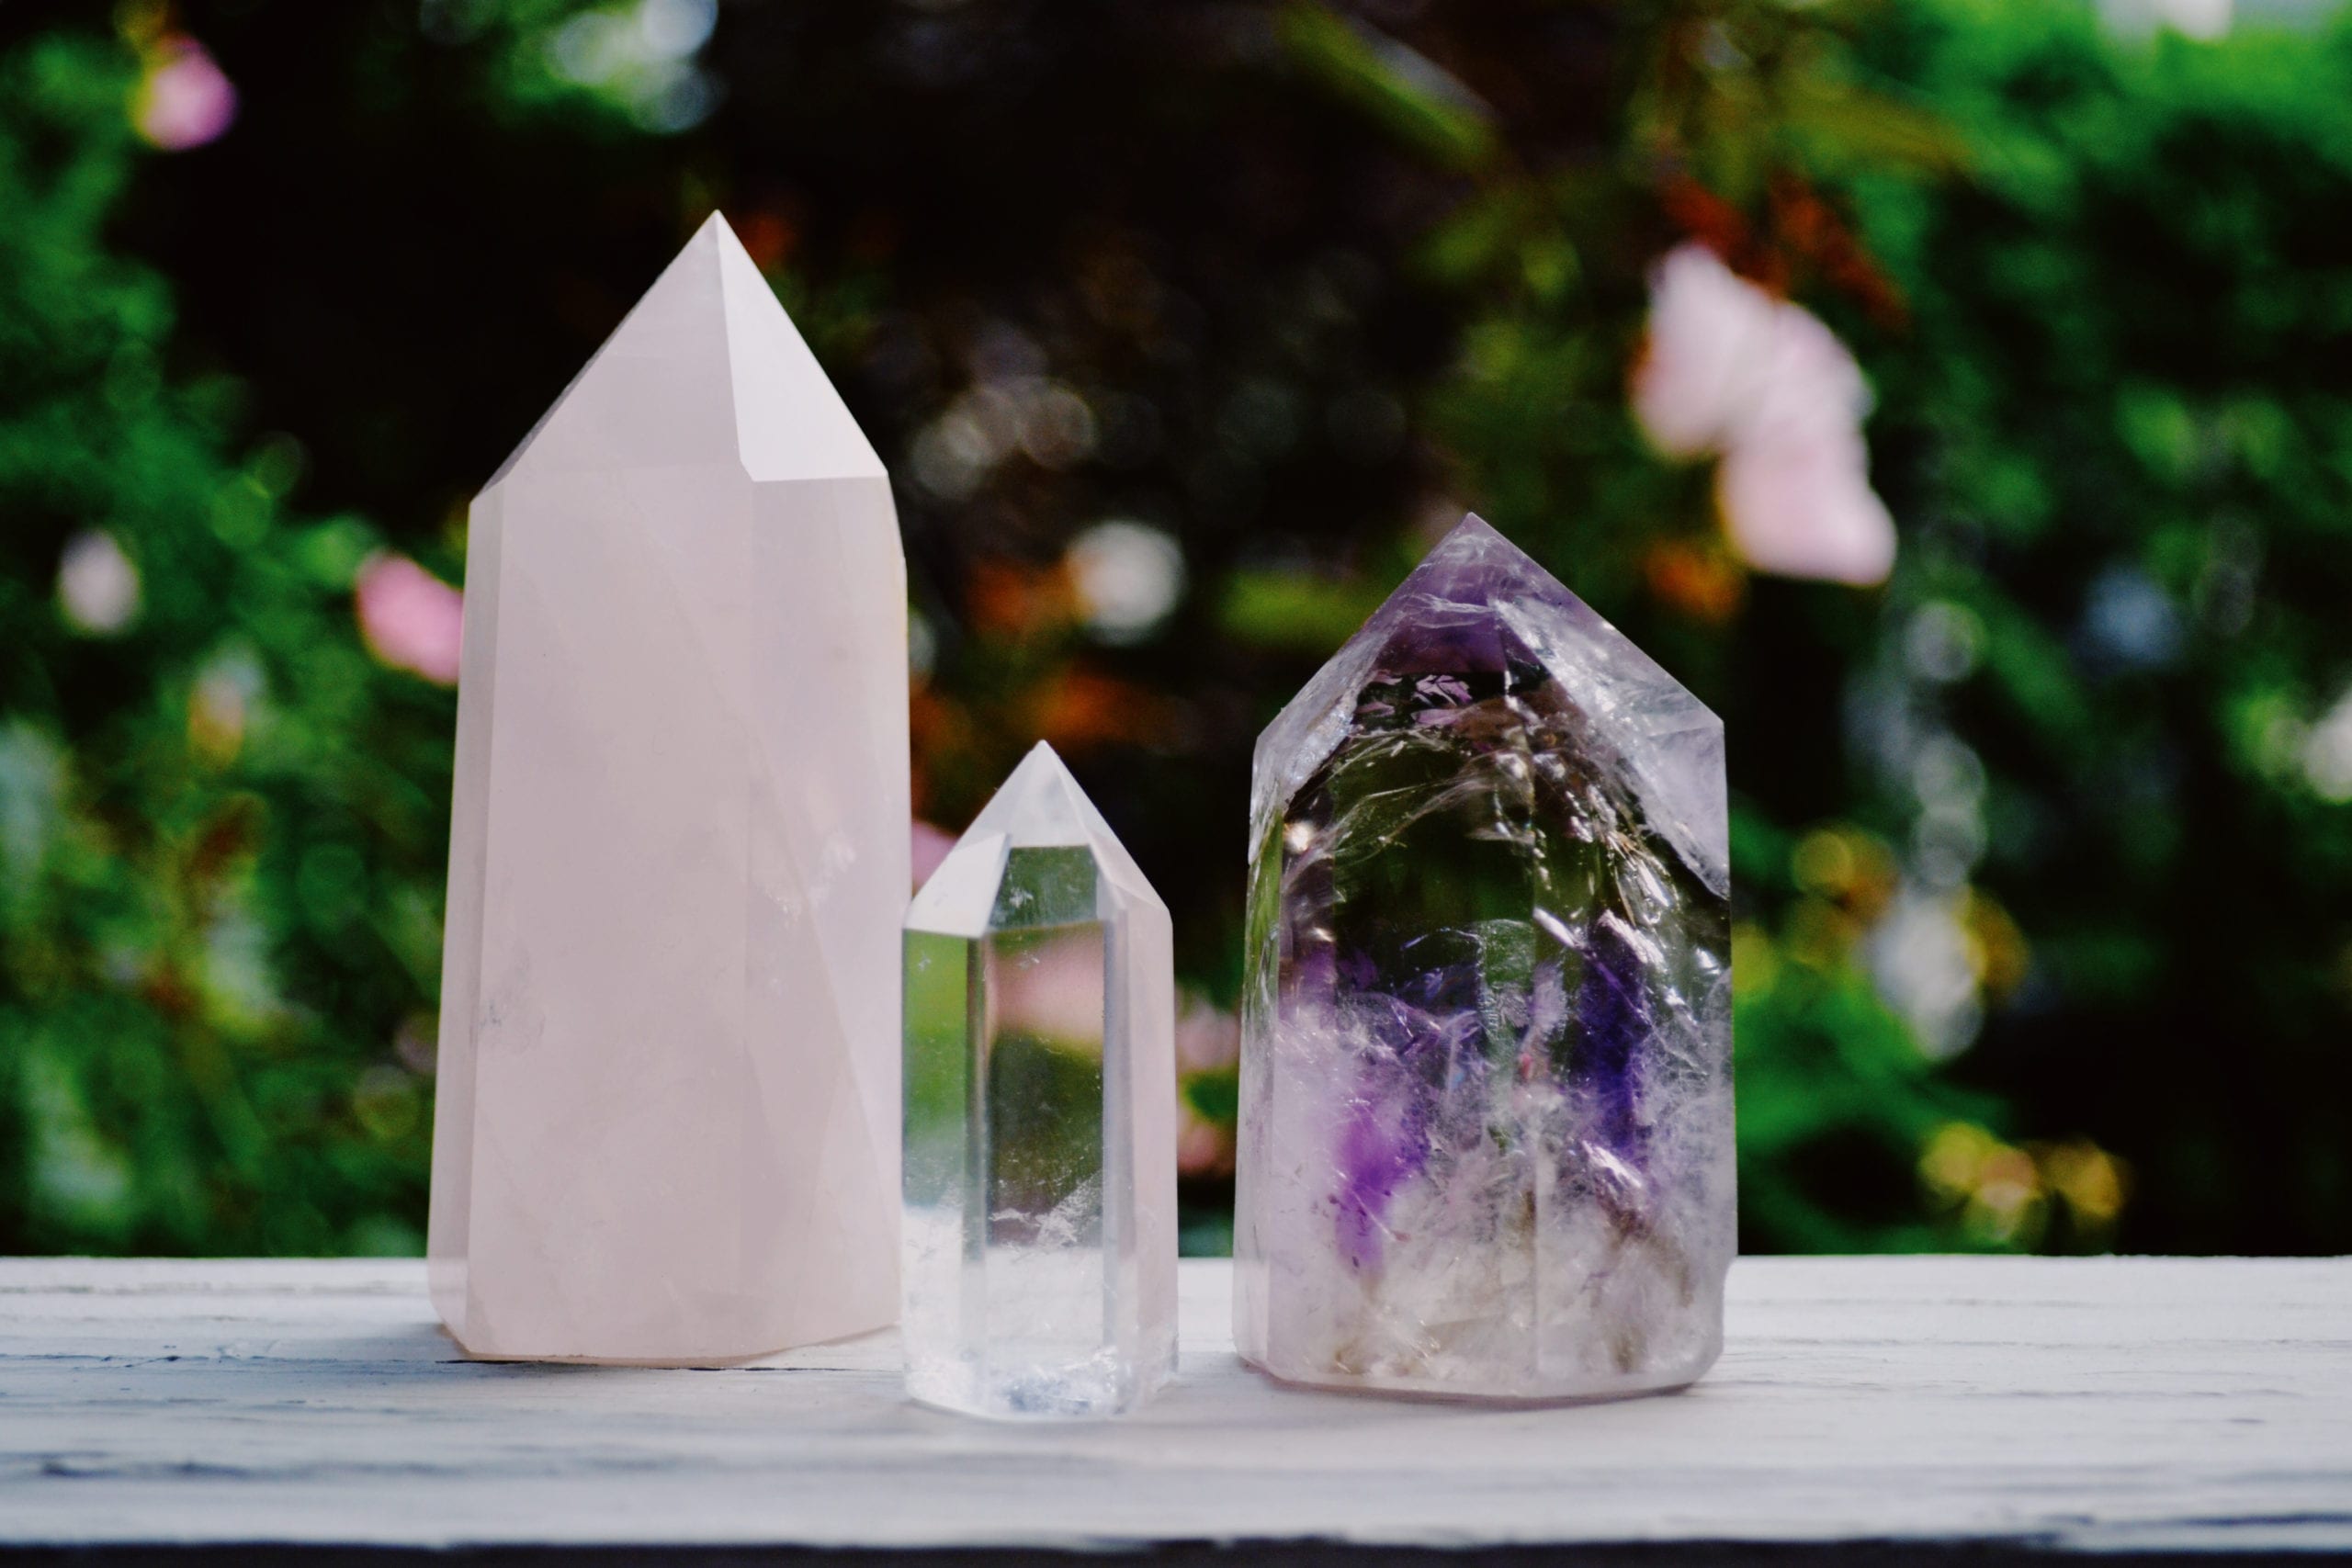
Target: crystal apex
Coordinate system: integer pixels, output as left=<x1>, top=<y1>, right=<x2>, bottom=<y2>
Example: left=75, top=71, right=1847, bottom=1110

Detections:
left=912, top=743, right=1166, bottom=931
left=1250, top=512, right=1725, bottom=897
left=484, top=209, right=884, bottom=491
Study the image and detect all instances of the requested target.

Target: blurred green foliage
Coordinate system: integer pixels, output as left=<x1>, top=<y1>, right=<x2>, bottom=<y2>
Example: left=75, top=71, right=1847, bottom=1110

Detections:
left=1847, top=0, right=2352, bottom=1250
left=1, top=0, right=2346, bottom=1258
left=0, top=34, right=453, bottom=1253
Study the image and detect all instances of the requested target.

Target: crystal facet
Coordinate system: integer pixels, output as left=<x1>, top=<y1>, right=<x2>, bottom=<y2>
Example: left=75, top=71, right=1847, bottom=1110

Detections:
left=428, top=213, right=909, bottom=1362
left=1234, top=514, right=1733, bottom=1402
left=902, top=743, right=1177, bottom=1417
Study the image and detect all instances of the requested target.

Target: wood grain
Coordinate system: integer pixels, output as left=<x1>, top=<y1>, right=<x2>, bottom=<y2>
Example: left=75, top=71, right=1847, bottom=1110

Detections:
left=0, top=1257, right=2346, bottom=1557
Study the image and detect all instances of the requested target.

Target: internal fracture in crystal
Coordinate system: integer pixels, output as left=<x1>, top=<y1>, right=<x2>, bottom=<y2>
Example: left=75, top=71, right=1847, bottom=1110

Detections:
left=1234, top=514, right=1733, bottom=1401
left=902, top=744, right=1177, bottom=1417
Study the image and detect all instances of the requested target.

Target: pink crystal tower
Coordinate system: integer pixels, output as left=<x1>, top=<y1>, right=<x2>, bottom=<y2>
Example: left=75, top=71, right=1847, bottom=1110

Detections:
left=901, top=744, right=1178, bottom=1416
left=428, top=215, right=909, bottom=1361
left=1235, top=515, right=1733, bottom=1401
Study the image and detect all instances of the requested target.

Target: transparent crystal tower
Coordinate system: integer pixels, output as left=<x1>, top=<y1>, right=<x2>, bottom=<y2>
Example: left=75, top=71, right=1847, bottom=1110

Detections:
left=902, top=744, right=1178, bottom=1417
left=1235, top=514, right=1733, bottom=1402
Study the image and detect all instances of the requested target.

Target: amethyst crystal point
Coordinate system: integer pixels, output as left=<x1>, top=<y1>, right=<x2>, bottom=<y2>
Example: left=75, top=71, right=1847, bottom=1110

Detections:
left=1234, top=514, right=1733, bottom=1402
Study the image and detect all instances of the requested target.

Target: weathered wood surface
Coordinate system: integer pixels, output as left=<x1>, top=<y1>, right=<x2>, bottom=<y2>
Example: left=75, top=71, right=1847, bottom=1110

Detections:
left=0, top=1257, right=2346, bottom=1557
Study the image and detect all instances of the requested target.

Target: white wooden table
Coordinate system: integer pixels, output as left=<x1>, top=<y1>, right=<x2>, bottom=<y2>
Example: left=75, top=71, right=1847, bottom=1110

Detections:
left=1, top=1257, right=2346, bottom=1562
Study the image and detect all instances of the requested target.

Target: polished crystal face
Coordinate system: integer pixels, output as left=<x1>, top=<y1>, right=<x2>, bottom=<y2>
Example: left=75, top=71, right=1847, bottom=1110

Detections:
left=1235, top=514, right=1733, bottom=1401
left=903, top=744, right=1177, bottom=1417
left=428, top=213, right=907, bottom=1362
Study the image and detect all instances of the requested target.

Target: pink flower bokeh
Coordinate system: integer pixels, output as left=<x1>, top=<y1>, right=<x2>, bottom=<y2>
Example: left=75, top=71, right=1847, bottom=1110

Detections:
left=1633, top=245, right=1782, bottom=459
left=1175, top=995, right=1240, bottom=1077
left=1717, top=415, right=1898, bottom=588
left=135, top=36, right=238, bottom=152
left=1633, top=243, right=1896, bottom=587
left=911, top=819, right=956, bottom=888
left=1175, top=994, right=1239, bottom=1179
left=56, top=530, right=141, bottom=634
left=356, top=553, right=463, bottom=686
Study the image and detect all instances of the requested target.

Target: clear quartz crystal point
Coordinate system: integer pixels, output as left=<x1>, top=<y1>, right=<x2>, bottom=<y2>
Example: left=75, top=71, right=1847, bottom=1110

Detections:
left=1234, top=513, right=1733, bottom=1402
left=902, top=742, right=1178, bottom=1417
left=427, top=213, right=908, bottom=1362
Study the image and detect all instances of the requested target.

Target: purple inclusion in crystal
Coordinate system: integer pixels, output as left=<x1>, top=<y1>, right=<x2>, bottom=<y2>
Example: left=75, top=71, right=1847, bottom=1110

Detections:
left=1241, top=513, right=1733, bottom=1394
left=1329, top=976, right=1476, bottom=1273
left=1333, top=1080, right=1419, bottom=1274
left=1574, top=915, right=1652, bottom=1159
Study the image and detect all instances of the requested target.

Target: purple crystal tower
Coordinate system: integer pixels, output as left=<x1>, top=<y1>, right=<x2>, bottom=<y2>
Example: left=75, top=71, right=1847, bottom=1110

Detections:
left=1234, top=514, right=1733, bottom=1401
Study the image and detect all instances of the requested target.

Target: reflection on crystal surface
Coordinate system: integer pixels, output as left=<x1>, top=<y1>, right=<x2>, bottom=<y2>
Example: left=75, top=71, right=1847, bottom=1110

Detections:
left=904, top=744, right=1176, bottom=1417
left=1235, top=514, right=1733, bottom=1402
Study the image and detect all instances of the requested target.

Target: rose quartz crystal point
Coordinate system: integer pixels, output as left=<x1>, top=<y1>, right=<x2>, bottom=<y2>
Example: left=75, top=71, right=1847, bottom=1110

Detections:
left=427, top=213, right=909, bottom=1362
